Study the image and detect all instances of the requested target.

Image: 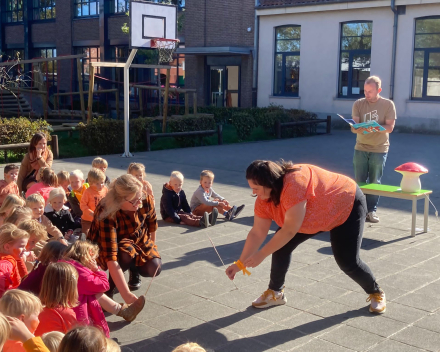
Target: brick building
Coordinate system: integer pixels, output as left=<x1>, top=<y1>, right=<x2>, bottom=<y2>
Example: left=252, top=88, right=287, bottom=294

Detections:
left=179, top=0, right=256, bottom=108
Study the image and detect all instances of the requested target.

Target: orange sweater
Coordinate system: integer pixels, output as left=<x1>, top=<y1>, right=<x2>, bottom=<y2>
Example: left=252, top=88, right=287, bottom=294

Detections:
left=0, top=180, right=20, bottom=207
left=0, top=254, right=28, bottom=297
left=80, top=187, right=108, bottom=222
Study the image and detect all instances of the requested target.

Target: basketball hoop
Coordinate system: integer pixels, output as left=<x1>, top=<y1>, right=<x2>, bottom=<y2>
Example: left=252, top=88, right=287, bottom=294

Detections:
left=151, top=38, right=180, bottom=64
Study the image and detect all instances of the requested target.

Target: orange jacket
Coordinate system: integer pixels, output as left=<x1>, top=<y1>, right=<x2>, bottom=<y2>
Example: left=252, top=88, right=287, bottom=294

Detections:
left=0, top=254, right=28, bottom=298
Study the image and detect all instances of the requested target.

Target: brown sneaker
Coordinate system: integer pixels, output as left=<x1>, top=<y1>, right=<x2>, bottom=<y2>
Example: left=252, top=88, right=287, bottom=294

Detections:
left=117, top=295, right=146, bottom=322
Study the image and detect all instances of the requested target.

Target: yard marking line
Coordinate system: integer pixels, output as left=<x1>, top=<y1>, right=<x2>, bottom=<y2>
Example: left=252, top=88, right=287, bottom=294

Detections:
left=143, top=265, right=160, bottom=297
left=204, top=230, right=239, bottom=290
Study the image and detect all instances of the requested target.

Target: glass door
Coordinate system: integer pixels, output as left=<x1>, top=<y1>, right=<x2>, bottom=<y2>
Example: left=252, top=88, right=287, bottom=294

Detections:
left=210, top=65, right=240, bottom=107
left=226, top=66, right=239, bottom=107
left=210, top=66, right=225, bottom=107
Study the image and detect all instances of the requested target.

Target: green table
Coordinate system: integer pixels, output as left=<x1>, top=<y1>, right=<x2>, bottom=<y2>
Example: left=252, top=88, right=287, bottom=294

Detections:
left=358, top=183, right=433, bottom=237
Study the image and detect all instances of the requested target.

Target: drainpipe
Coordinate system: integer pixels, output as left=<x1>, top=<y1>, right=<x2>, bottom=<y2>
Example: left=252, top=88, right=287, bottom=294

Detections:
left=252, top=0, right=260, bottom=107
left=390, top=0, right=398, bottom=100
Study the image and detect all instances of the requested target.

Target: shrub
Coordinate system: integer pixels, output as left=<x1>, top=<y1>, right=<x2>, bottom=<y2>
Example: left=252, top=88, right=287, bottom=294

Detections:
left=0, top=117, right=52, bottom=159
left=231, top=112, right=256, bottom=141
left=167, top=115, right=216, bottom=147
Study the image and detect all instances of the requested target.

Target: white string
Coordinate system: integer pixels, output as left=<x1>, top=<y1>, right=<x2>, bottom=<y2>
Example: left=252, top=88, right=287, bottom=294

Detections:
left=424, top=194, right=440, bottom=224
left=143, top=265, right=160, bottom=297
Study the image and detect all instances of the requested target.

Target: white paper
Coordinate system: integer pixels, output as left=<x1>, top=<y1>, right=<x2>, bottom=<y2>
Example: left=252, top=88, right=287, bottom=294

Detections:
left=342, top=86, right=348, bottom=96
left=352, top=87, right=360, bottom=94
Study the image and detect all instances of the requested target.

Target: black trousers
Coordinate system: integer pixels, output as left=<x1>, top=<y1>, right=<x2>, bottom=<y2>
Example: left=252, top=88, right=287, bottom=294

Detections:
left=268, top=185, right=381, bottom=295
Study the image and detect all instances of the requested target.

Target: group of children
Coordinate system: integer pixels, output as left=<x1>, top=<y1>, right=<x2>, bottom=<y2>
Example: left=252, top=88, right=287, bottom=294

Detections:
left=0, top=155, right=244, bottom=351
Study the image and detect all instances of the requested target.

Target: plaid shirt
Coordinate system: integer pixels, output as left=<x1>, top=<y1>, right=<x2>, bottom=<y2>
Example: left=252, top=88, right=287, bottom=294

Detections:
left=88, top=195, right=159, bottom=270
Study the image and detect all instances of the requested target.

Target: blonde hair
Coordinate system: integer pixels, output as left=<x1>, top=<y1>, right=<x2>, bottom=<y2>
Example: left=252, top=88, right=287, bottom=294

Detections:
left=98, top=174, right=142, bottom=220
left=365, top=75, right=382, bottom=90
left=88, top=168, right=106, bottom=184
left=3, top=206, right=33, bottom=225
left=40, top=168, right=58, bottom=187
left=92, top=157, right=108, bottom=168
left=39, top=262, right=78, bottom=309
left=42, top=331, right=65, bottom=352
left=0, top=223, right=30, bottom=252
left=0, top=313, right=11, bottom=348
left=63, top=240, right=99, bottom=267
left=48, top=187, right=67, bottom=204
left=18, top=219, right=48, bottom=242
left=57, top=171, right=70, bottom=183
left=172, top=343, right=207, bottom=352
left=127, top=162, right=145, bottom=176
left=106, top=338, right=121, bottom=352
left=170, top=171, right=184, bottom=182
left=0, top=289, right=43, bottom=318
left=70, top=169, right=84, bottom=180
left=58, top=326, right=107, bottom=352
left=200, top=170, right=214, bottom=182
left=26, top=193, right=45, bottom=206
left=0, top=194, right=25, bottom=217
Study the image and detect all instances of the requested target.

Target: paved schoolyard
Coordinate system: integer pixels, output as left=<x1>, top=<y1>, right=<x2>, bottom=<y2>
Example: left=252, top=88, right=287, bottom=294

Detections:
left=24, top=130, right=440, bottom=351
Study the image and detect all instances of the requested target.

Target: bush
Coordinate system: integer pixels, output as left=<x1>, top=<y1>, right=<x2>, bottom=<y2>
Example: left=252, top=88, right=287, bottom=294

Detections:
left=0, top=117, right=52, bottom=160
left=231, top=112, right=256, bottom=141
left=167, top=115, right=216, bottom=147
left=77, top=117, right=155, bottom=155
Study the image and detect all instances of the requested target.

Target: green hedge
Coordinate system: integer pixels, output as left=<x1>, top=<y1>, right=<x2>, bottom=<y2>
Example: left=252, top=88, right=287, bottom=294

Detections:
left=167, top=115, right=216, bottom=148
left=231, top=112, right=256, bottom=141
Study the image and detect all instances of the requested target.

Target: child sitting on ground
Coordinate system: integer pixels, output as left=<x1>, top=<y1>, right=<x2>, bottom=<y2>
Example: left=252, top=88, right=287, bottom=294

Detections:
left=26, top=194, right=67, bottom=245
left=44, top=188, right=81, bottom=239
left=160, top=171, right=214, bottom=228
left=34, top=262, right=78, bottom=336
left=0, top=224, right=29, bottom=298
left=0, top=194, right=25, bottom=226
left=0, top=165, right=20, bottom=208
left=106, top=338, right=121, bottom=352
left=56, top=171, right=70, bottom=194
left=3, top=206, right=33, bottom=226
left=190, top=170, right=245, bottom=221
left=58, top=325, right=107, bottom=352
left=17, top=219, right=48, bottom=271
left=67, top=170, right=89, bottom=223
left=62, top=241, right=145, bottom=337
left=41, top=331, right=64, bottom=352
left=0, top=289, right=43, bottom=352
left=18, top=241, right=66, bottom=296
left=172, top=342, right=207, bottom=352
left=25, top=168, right=58, bottom=203
left=89, top=157, right=111, bottom=186
left=127, top=162, right=154, bottom=199
left=80, top=169, right=108, bottom=235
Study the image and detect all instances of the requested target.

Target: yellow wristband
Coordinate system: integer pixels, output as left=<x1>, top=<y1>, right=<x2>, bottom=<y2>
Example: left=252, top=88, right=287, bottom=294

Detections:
left=234, top=259, right=251, bottom=276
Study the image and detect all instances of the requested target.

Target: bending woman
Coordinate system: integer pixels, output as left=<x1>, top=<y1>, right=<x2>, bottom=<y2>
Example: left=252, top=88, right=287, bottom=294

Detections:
left=17, top=133, right=53, bottom=194
left=226, top=160, right=386, bottom=314
left=88, top=174, right=161, bottom=304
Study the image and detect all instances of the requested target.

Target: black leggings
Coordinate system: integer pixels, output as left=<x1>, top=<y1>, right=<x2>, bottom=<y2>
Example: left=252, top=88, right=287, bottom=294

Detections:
left=117, top=250, right=162, bottom=277
left=268, top=185, right=381, bottom=295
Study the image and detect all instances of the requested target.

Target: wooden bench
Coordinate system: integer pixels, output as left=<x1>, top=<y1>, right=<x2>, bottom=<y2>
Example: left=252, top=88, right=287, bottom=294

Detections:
left=358, top=183, right=433, bottom=237
left=275, top=116, right=331, bottom=139
left=0, top=136, right=59, bottom=161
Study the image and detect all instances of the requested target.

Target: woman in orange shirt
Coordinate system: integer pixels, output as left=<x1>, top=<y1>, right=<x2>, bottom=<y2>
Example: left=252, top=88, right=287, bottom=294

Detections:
left=226, top=160, right=386, bottom=314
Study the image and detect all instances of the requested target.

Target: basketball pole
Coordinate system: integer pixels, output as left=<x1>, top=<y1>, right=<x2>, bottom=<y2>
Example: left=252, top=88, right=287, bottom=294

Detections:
left=121, top=48, right=138, bottom=158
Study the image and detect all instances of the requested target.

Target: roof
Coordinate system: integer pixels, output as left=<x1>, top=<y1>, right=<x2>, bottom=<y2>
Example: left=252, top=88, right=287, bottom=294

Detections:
left=258, top=0, right=373, bottom=8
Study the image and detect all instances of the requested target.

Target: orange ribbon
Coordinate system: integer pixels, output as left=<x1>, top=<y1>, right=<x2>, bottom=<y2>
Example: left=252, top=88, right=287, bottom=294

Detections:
left=234, top=259, right=251, bottom=276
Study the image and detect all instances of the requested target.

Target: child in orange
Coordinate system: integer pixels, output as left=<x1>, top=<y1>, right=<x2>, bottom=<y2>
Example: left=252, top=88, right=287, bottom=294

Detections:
left=80, top=168, right=108, bottom=235
left=0, top=165, right=20, bottom=207
left=0, top=194, right=25, bottom=226
left=67, top=170, right=89, bottom=223
left=0, top=289, right=43, bottom=352
left=34, top=262, right=78, bottom=336
left=56, top=171, right=70, bottom=194
left=127, top=162, right=154, bottom=199
left=91, top=157, right=111, bottom=186
left=0, top=224, right=29, bottom=298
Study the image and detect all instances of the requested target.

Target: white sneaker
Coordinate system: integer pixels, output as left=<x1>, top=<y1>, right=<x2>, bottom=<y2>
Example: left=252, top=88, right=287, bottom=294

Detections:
left=252, top=288, right=287, bottom=309
left=366, top=211, right=380, bottom=223
left=367, top=290, right=386, bottom=314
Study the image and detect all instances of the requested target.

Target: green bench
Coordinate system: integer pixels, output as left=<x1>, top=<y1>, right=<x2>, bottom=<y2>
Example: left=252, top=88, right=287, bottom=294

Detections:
left=358, top=183, right=433, bottom=237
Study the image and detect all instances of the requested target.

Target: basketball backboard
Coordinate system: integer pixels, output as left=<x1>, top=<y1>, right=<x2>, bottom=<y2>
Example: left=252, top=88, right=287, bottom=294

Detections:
left=130, top=0, right=177, bottom=49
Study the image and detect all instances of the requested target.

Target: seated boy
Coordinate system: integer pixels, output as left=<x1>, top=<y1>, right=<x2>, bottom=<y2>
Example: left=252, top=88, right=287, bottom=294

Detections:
left=190, top=170, right=245, bottom=221
left=0, top=165, right=20, bottom=208
left=160, top=171, right=215, bottom=228
left=0, top=289, right=43, bottom=352
left=89, top=157, right=111, bottom=186
left=67, top=170, right=89, bottom=223
left=17, top=219, right=48, bottom=271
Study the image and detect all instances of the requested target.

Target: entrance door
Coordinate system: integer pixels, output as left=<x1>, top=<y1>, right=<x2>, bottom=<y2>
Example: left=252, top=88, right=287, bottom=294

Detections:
left=210, top=65, right=240, bottom=107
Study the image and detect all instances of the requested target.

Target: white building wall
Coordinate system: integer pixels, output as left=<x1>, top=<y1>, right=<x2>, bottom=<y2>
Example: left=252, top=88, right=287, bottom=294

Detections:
left=257, top=3, right=440, bottom=131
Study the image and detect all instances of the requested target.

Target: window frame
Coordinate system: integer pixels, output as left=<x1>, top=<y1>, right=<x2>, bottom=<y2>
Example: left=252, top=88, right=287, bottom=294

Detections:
left=32, top=48, right=57, bottom=88
left=5, top=0, right=24, bottom=23
left=32, top=0, right=56, bottom=20
left=338, top=21, right=372, bottom=99
left=75, top=46, right=101, bottom=91
left=411, top=16, right=440, bottom=101
left=113, top=0, right=129, bottom=14
left=74, top=0, right=99, bottom=18
left=273, top=25, right=301, bottom=97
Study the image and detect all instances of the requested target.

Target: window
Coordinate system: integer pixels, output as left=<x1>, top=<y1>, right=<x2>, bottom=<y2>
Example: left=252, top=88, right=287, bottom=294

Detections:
left=33, top=0, right=56, bottom=20
left=5, top=0, right=23, bottom=23
left=274, top=26, right=300, bottom=96
left=113, top=0, right=129, bottom=13
left=75, top=47, right=100, bottom=90
left=74, top=0, right=99, bottom=17
left=339, top=22, right=372, bottom=98
left=412, top=17, right=440, bottom=100
left=33, top=48, right=57, bottom=87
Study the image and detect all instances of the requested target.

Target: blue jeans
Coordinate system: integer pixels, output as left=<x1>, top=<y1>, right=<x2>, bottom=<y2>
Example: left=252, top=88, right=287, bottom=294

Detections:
left=353, top=150, right=388, bottom=213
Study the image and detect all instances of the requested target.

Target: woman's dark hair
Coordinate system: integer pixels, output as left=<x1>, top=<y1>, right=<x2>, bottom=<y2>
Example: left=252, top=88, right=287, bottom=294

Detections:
left=29, top=132, right=47, bottom=155
left=246, top=160, right=301, bottom=206
left=38, top=241, right=67, bottom=266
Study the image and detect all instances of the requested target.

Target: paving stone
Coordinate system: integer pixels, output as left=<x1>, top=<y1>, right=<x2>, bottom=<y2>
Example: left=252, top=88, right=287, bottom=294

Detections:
left=291, top=338, right=354, bottom=351
left=394, top=291, right=440, bottom=312
left=384, top=302, right=428, bottom=324
left=321, top=325, right=385, bottom=351
left=412, top=281, right=440, bottom=299
left=214, top=314, right=274, bottom=336
left=414, top=312, right=440, bottom=333
left=279, top=312, right=341, bottom=337
left=346, top=314, right=408, bottom=337
left=153, top=272, right=204, bottom=289
left=283, top=290, right=329, bottom=311
left=211, top=288, right=259, bottom=311
left=291, top=263, right=339, bottom=281
left=248, top=304, right=302, bottom=324
left=110, top=322, right=161, bottom=344
left=142, top=311, right=205, bottom=336
left=216, top=337, right=280, bottom=352
left=178, top=300, right=239, bottom=321
left=378, top=267, right=440, bottom=291
left=321, top=273, right=363, bottom=292
left=367, top=339, right=426, bottom=352
left=182, top=281, right=233, bottom=298
left=295, top=282, right=349, bottom=299
left=148, top=290, right=206, bottom=310
left=392, top=326, right=440, bottom=351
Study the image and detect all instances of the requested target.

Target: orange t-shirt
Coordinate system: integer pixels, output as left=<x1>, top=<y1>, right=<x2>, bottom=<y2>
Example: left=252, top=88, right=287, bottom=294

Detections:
left=254, top=164, right=356, bottom=234
left=3, top=340, right=25, bottom=352
left=0, top=180, right=20, bottom=207
left=80, top=187, right=108, bottom=222
left=34, top=307, right=78, bottom=336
